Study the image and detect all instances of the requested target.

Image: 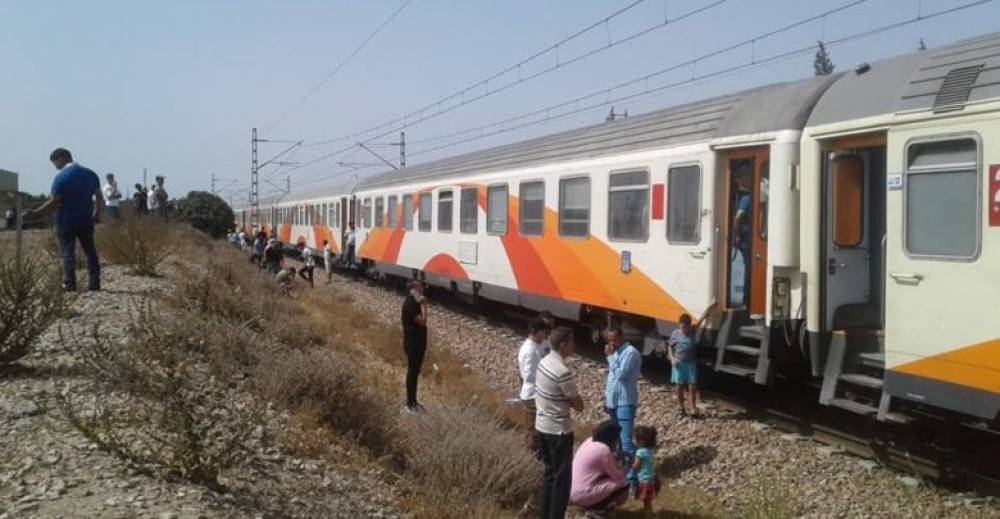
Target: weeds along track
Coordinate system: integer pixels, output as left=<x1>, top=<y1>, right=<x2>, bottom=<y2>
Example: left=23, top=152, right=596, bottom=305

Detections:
left=304, top=262, right=1000, bottom=516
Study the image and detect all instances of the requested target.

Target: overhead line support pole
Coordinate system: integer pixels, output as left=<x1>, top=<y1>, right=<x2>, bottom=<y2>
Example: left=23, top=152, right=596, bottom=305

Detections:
left=250, top=128, right=260, bottom=231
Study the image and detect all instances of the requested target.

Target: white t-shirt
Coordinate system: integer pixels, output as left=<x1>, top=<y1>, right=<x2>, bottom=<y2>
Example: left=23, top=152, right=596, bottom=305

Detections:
left=301, top=248, right=315, bottom=267
left=103, top=184, right=121, bottom=207
left=147, top=188, right=160, bottom=210
left=323, top=244, right=333, bottom=266
left=346, top=229, right=356, bottom=246
left=517, top=337, right=545, bottom=401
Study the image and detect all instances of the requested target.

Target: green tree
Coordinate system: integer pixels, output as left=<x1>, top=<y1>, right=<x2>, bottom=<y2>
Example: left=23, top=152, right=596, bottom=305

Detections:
left=176, top=191, right=235, bottom=239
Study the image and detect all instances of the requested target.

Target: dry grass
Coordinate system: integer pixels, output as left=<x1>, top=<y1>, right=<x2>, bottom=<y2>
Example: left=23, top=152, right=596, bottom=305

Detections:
left=95, top=216, right=172, bottom=276
left=0, top=254, right=69, bottom=364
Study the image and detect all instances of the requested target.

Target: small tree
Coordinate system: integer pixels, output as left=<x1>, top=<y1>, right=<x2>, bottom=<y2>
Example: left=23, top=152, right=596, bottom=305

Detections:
left=0, top=257, right=68, bottom=364
left=814, top=40, right=835, bottom=76
left=176, top=191, right=235, bottom=239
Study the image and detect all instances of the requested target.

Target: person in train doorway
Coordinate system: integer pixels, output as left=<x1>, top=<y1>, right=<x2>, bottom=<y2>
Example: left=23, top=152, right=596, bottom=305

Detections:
left=603, top=326, right=642, bottom=486
left=22, top=148, right=103, bottom=291
left=517, top=318, right=551, bottom=457
left=402, top=279, right=428, bottom=413
left=344, top=222, right=357, bottom=270
left=103, top=173, right=122, bottom=219
left=732, top=167, right=753, bottom=307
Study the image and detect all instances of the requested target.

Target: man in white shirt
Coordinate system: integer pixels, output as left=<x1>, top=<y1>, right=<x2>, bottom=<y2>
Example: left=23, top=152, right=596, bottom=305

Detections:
left=517, top=318, right=550, bottom=453
left=322, top=239, right=334, bottom=284
left=103, top=173, right=122, bottom=219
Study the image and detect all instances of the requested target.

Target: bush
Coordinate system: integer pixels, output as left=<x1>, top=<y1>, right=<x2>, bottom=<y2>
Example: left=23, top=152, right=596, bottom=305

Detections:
left=95, top=217, right=172, bottom=276
left=175, top=191, right=235, bottom=239
left=58, top=303, right=259, bottom=489
left=400, top=403, right=540, bottom=510
left=0, top=256, right=68, bottom=364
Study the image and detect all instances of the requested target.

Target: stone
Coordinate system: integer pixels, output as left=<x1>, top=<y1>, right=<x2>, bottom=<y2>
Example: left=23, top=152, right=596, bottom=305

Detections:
left=779, top=433, right=808, bottom=442
left=897, top=475, right=921, bottom=488
left=0, top=399, right=40, bottom=419
left=750, top=422, right=772, bottom=432
left=817, top=445, right=846, bottom=457
left=858, top=459, right=879, bottom=472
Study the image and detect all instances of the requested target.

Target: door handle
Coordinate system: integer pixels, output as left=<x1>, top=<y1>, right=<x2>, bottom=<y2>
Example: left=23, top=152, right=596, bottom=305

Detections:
left=890, top=272, right=924, bottom=283
left=827, top=258, right=846, bottom=274
left=689, top=249, right=708, bottom=259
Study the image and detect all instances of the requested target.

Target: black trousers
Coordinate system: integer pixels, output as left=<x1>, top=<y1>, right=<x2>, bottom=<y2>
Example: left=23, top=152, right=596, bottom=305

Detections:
left=538, top=431, right=574, bottom=519
left=298, top=265, right=314, bottom=285
left=404, top=340, right=426, bottom=407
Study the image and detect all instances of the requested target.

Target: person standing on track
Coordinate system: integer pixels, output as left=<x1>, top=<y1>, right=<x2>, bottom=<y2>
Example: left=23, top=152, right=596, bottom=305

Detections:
left=22, top=148, right=103, bottom=291
left=603, top=327, right=641, bottom=481
left=535, top=326, right=584, bottom=519
left=322, top=239, right=334, bottom=284
left=517, top=318, right=550, bottom=454
left=401, top=279, right=428, bottom=413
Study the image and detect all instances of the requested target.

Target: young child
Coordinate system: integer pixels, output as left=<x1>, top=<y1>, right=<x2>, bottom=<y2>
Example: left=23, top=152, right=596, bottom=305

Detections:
left=669, top=314, right=700, bottom=417
left=631, top=425, right=660, bottom=519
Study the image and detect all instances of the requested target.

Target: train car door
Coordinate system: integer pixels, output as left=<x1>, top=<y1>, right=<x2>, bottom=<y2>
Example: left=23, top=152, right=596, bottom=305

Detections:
left=822, top=141, right=885, bottom=330
left=339, top=196, right=350, bottom=253
left=724, top=147, right=769, bottom=315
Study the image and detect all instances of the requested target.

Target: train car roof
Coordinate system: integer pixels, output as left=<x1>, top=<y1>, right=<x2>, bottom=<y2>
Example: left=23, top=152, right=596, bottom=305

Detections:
left=353, top=75, right=837, bottom=191
left=807, top=31, right=1000, bottom=127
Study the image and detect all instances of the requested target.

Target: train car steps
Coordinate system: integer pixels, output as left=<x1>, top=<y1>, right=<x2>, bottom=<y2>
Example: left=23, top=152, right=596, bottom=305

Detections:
left=829, top=398, right=878, bottom=416
left=725, top=344, right=762, bottom=357
left=738, top=324, right=765, bottom=342
left=839, top=373, right=884, bottom=390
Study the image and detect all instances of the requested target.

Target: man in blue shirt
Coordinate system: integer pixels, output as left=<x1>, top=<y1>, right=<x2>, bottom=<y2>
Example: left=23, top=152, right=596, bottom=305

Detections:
left=23, top=148, right=103, bottom=291
left=603, top=326, right=642, bottom=473
left=732, top=167, right=753, bottom=307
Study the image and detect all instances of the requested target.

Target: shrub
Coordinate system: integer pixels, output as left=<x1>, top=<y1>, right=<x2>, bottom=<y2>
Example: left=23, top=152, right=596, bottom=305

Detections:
left=95, top=217, right=172, bottom=276
left=0, top=256, right=68, bottom=364
left=58, top=303, right=259, bottom=489
left=175, top=191, right=235, bottom=239
left=400, top=403, right=540, bottom=509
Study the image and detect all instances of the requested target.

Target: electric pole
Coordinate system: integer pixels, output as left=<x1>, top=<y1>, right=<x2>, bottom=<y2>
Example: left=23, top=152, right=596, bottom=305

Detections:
left=250, top=128, right=260, bottom=231
left=143, top=168, right=147, bottom=188
left=392, top=131, right=406, bottom=168
left=211, top=173, right=216, bottom=194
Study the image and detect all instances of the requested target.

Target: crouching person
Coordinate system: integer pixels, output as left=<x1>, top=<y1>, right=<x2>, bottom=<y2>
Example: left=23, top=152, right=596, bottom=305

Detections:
left=275, top=266, right=297, bottom=298
left=570, top=420, right=629, bottom=518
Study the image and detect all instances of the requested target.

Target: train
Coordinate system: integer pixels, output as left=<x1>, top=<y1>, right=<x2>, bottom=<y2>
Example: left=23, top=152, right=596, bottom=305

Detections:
left=238, top=32, right=1000, bottom=427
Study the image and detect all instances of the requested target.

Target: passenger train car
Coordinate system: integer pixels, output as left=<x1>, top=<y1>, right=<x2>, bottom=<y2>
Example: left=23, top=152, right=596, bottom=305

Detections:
left=238, top=32, right=1000, bottom=425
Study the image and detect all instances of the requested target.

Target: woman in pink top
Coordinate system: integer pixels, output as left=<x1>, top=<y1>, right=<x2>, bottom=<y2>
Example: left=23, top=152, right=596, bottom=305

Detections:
left=570, top=420, right=629, bottom=516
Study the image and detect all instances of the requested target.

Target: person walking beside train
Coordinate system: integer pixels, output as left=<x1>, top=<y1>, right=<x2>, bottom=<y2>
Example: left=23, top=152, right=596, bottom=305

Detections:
left=517, top=318, right=550, bottom=454
left=298, top=244, right=316, bottom=288
left=603, top=327, right=642, bottom=479
left=322, top=239, right=334, bottom=284
left=535, top=325, right=584, bottom=519
left=402, top=279, right=428, bottom=413
left=264, top=238, right=282, bottom=274
left=22, top=148, right=103, bottom=291
left=669, top=314, right=700, bottom=417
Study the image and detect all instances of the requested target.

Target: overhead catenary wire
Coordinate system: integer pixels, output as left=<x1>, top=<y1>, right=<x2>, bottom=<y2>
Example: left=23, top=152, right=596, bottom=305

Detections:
left=296, top=0, right=995, bottom=191
left=264, top=0, right=415, bottom=133
left=292, top=0, right=730, bottom=153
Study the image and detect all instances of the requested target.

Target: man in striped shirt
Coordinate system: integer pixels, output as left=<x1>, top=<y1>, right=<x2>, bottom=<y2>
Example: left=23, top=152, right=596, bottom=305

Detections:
left=535, top=326, right=585, bottom=519
left=603, top=326, right=642, bottom=473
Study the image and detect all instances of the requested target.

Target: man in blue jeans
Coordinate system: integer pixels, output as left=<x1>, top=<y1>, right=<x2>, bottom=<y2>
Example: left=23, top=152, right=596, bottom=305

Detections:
left=603, top=327, right=642, bottom=482
left=23, top=148, right=103, bottom=291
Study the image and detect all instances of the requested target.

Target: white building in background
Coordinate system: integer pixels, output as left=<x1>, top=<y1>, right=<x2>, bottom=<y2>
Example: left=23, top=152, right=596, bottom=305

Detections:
left=0, top=169, right=17, bottom=193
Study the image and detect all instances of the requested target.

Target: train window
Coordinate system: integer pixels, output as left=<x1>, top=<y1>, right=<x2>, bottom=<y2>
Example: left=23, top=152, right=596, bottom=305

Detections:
left=375, top=197, right=385, bottom=227
left=460, top=187, right=478, bottom=234
left=832, top=156, right=864, bottom=247
left=402, top=194, right=414, bottom=231
left=905, top=137, right=980, bottom=259
left=438, top=190, right=453, bottom=232
left=559, top=176, right=590, bottom=238
left=519, top=181, right=544, bottom=236
left=419, top=193, right=432, bottom=232
left=328, top=204, right=335, bottom=227
left=334, top=202, right=340, bottom=228
left=487, top=184, right=508, bottom=235
left=608, top=169, right=649, bottom=241
left=321, top=204, right=327, bottom=226
left=667, top=165, right=702, bottom=244
left=363, top=198, right=373, bottom=228
left=388, top=196, right=399, bottom=228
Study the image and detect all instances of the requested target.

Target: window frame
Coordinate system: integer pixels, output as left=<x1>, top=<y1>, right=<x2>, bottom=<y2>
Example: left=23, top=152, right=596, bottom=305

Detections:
left=831, top=156, right=864, bottom=249
left=558, top=174, right=591, bottom=239
left=460, top=187, right=478, bottom=235
left=418, top=192, right=433, bottom=232
left=902, top=133, right=982, bottom=262
left=437, top=189, right=454, bottom=233
left=666, top=162, right=703, bottom=245
left=486, top=183, right=509, bottom=236
left=402, top=194, right=414, bottom=231
left=387, top=195, right=399, bottom=229
left=607, top=167, right=651, bottom=243
left=374, top=197, right=384, bottom=228
left=518, top=179, right=545, bottom=237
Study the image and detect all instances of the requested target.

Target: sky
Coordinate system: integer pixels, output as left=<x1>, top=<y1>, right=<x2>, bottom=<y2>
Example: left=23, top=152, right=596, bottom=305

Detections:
left=2, top=0, right=998, bottom=204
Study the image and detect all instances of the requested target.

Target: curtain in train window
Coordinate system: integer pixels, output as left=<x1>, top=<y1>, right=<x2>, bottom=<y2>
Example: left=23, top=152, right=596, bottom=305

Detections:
left=438, top=190, right=453, bottom=232
left=667, top=165, right=701, bottom=244
left=387, top=196, right=398, bottom=228
left=460, top=188, right=478, bottom=234
left=487, top=185, right=508, bottom=235
left=832, top=156, right=864, bottom=248
left=375, top=197, right=385, bottom=227
left=402, top=195, right=414, bottom=231
left=419, top=193, right=432, bottom=232
left=361, top=198, right=373, bottom=229
left=608, top=170, right=649, bottom=241
left=559, top=177, right=590, bottom=237
left=905, top=138, right=979, bottom=258
left=519, top=181, right=544, bottom=236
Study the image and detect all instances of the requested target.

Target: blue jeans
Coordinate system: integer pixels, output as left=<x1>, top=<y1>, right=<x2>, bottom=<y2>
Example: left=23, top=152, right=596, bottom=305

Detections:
left=58, top=223, right=100, bottom=290
left=606, top=405, right=637, bottom=481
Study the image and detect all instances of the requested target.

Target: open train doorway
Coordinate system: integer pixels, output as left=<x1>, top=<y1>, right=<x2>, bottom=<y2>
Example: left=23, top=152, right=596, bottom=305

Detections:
left=724, top=147, right=769, bottom=316
left=822, top=135, right=886, bottom=331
